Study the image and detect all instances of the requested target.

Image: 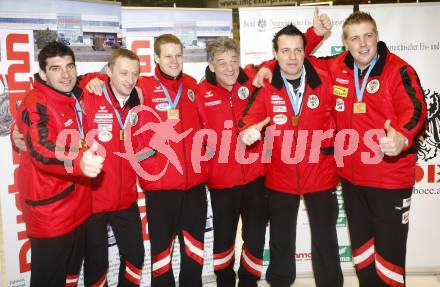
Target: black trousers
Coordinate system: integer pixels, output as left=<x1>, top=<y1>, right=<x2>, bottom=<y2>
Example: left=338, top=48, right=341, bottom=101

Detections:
left=145, top=184, right=207, bottom=287
left=210, top=177, right=269, bottom=287
left=30, top=222, right=86, bottom=287
left=84, top=202, right=145, bottom=287
left=342, top=179, right=412, bottom=287
left=265, top=188, right=343, bottom=287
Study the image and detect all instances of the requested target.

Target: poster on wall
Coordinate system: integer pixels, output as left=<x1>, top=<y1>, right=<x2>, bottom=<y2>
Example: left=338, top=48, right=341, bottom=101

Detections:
left=239, top=3, right=440, bottom=276
left=360, top=3, right=440, bottom=272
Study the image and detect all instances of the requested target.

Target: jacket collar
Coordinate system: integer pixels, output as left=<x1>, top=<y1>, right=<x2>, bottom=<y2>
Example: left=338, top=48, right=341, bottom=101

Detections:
left=343, top=41, right=388, bottom=77
left=154, top=65, right=183, bottom=93
left=205, top=65, right=249, bottom=86
left=105, top=78, right=140, bottom=108
left=271, top=58, right=322, bottom=91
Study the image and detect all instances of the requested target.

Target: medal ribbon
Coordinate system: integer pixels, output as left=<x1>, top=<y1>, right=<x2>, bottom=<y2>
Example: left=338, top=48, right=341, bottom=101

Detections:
left=354, top=55, right=378, bottom=103
left=282, top=68, right=306, bottom=116
left=102, top=83, right=130, bottom=130
left=72, top=94, right=84, bottom=139
left=154, top=75, right=183, bottom=109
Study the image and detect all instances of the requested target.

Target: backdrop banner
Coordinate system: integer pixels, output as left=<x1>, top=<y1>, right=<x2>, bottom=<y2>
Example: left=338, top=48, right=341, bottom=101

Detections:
left=239, top=3, right=440, bottom=276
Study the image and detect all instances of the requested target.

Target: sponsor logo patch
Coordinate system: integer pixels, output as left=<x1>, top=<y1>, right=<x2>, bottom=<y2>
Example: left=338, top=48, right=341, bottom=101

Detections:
left=273, top=114, right=287, bottom=125
left=98, top=130, right=112, bottom=142
left=335, top=98, right=345, bottom=112
left=333, top=85, right=348, bottom=97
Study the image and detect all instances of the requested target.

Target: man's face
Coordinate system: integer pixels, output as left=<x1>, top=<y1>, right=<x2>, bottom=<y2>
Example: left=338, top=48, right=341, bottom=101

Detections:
left=343, top=21, right=378, bottom=70
left=273, top=34, right=305, bottom=80
left=209, top=49, right=240, bottom=91
left=154, top=42, right=183, bottom=78
left=39, top=56, right=77, bottom=93
left=106, top=57, right=140, bottom=98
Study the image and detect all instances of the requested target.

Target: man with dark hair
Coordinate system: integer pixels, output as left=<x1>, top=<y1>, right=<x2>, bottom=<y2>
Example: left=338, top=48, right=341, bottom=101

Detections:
left=254, top=10, right=427, bottom=287
left=240, top=23, right=343, bottom=287
left=15, top=41, right=104, bottom=286
left=78, top=48, right=145, bottom=287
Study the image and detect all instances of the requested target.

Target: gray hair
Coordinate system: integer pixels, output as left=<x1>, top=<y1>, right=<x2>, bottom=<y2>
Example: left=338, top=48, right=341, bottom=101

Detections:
left=207, top=37, right=239, bottom=63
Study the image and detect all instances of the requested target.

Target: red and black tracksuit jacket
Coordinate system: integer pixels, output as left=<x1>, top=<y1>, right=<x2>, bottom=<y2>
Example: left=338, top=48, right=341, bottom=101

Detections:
left=196, top=66, right=264, bottom=189
left=16, top=75, right=92, bottom=238
left=239, top=59, right=339, bottom=195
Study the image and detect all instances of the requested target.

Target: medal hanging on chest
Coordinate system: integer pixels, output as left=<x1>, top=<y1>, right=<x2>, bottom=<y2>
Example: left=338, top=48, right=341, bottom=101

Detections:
left=353, top=55, right=378, bottom=114
left=154, top=75, right=183, bottom=120
left=282, top=69, right=306, bottom=127
left=102, top=83, right=130, bottom=141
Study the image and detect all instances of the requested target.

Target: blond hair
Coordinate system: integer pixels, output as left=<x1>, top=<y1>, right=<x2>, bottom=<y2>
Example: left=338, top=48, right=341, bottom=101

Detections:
left=108, top=48, right=139, bottom=68
left=154, top=34, right=183, bottom=56
left=342, top=11, right=378, bottom=39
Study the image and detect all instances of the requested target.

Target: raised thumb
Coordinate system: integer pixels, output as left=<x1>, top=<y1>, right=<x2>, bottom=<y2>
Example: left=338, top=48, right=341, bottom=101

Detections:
left=314, top=7, right=319, bottom=19
left=384, top=119, right=392, bottom=134
left=255, top=117, right=270, bottom=131
left=89, top=141, right=99, bottom=153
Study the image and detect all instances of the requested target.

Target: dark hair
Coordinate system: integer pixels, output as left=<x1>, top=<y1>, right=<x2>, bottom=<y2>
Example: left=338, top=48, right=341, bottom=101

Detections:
left=38, top=41, right=75, bottom=71
left=272, top=24, right=307, bottom=51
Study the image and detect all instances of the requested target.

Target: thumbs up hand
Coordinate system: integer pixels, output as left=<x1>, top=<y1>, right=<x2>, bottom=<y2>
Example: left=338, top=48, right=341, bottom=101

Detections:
left=313, top=7, right=332, bottom=36
left=379, top=120, right=408, bottom=156
left=80, top=141, right=104, bottom=177
left=241, top=117, right=270, bottom=146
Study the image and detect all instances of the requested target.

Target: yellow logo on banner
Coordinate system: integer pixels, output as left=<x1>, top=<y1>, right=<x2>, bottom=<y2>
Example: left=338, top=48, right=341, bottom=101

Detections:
left=333, top=85, right=348, bottom=97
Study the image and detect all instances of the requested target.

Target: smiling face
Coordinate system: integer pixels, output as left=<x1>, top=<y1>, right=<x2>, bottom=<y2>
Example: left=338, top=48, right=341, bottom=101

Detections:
left=154, top=42, right=183, bottom=78
left=273, top=34, right=305, bottom=80
left=106, top=56, right=140, bottom=98
left=209, top=49, right=240, bottom=91
left=39, top=55, right=77, bottom=93
left=343, top=21, right=378, bottom=70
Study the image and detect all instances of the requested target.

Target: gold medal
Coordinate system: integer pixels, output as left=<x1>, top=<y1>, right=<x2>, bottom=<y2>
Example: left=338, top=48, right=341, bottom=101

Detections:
left=292, top=115, right=299, bottom=126
left=120, top=129, right=126, bottom=140
left=167, top=109, right=179, bottom=120
left=79, top=139, right=87, bottom=149
left=353, top=102, right=366, bottom=114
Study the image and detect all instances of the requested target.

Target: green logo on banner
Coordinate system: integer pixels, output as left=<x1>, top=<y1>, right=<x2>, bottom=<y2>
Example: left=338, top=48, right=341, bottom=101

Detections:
left=263, top=248, right=270, bottom=265
left=331, top=46, right=345, bottom=55
left=336, top=186, right=347, bottom=227
left=339, top=245, right=353, bottom=262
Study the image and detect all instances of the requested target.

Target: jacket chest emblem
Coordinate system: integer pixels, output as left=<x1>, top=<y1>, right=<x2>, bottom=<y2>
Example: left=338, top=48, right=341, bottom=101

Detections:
left=187, top=89, right=195, bottom=102
left=366, top=79, right=380, bottom=94
left=237, top=86, right=249, bottom=100
left=307, top=94, right=319, bottom=109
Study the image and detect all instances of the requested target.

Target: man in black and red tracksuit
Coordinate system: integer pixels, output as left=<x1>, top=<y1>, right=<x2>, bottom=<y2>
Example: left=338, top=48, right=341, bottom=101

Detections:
left=194, top=17, right=329, bottom=286
left=323, top=12, right=426, bottom=287
left=15, top=41, right=104, bottom=287
left=239, top=24, right=343, bottom=287
left=78, top=49, right=145, bottom=286
left=255, top=11, right=428, bottom=287
left=195, top=37, right=268, bottom=287
left=133, top=34, right=208, bottom=287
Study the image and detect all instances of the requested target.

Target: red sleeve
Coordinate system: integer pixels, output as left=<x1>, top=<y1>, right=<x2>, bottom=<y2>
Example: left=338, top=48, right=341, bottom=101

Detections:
left=391, top=65, right=427, bottom=149
left=194, top=85, right=208, bottom=128
left=19, top=101, right=85, bottom=177
left=304, top=26, right=324, bottom=55
left=238, top=87, right=268, bottom=130
left=77, top=72, right=107, bottom=89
